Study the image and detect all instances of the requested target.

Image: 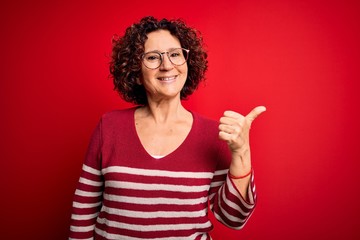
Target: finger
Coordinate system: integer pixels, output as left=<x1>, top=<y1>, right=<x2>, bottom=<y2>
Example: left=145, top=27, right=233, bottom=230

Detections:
left=219, top=116, right=242, bottom=125
left=219, top=123, right=239, bottom=134
left=246, top=106, right=266, bottom=123
left=223, top=110, right=244, bottom=119
left=218, top=131, right=233, bottom=142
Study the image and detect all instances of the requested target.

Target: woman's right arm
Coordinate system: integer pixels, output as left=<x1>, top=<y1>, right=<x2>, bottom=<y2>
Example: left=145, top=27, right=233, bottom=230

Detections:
left=69, top=121, right=104, bottom=239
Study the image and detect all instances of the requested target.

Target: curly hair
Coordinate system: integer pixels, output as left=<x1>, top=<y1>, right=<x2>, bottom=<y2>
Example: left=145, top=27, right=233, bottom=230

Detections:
left=109, top=16, right=208, bottom=105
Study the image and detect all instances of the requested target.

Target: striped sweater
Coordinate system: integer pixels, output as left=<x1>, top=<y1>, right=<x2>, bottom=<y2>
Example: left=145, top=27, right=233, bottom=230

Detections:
left=69, top=108, right=256, bottom=239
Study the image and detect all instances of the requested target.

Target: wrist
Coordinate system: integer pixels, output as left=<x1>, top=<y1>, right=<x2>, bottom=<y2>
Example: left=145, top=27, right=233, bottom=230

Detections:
left=229, top=160, right=251, bottom=177
left=229, top=167, right=252, bottom=179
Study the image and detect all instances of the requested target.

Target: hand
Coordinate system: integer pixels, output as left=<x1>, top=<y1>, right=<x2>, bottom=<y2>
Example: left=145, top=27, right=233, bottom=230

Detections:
left=219, top=106, right=266, bottom=157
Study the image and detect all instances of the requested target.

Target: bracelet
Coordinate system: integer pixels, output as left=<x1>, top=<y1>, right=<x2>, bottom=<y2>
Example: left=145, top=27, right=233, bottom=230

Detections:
left=229, top=168, right=252, bottom=179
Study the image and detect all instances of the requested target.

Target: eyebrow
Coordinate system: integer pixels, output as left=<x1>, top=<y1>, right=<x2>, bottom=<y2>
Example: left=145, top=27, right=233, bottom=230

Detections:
left=145, top=47, right=182, bottom=53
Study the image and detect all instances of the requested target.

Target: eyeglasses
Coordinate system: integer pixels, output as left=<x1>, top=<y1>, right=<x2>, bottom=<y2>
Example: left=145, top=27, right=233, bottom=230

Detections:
left=142, top=48, right=190, bottom=69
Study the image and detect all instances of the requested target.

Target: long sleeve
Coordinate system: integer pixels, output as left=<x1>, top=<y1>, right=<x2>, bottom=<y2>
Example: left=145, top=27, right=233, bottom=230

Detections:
left=68, top=109, right=257, bottom=239
left=208, top=144, right=257, bottom=230
left=69, top=121, right=104, bottom=239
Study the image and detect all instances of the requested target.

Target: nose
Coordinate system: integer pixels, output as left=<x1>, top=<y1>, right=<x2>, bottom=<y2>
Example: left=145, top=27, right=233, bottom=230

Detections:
left=159, top=53, right=174, bottom=70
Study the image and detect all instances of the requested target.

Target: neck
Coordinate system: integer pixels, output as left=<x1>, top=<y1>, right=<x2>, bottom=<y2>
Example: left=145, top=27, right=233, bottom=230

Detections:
left=140, top=99, right=187, bottom=124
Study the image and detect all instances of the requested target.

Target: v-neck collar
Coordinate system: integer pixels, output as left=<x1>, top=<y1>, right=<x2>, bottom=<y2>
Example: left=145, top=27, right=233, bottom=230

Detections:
left=130, top=107, right=196, bottom=160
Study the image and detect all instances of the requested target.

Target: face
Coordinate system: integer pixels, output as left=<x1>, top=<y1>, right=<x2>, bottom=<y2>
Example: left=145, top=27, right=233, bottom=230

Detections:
left=140, top=30, right=188, bottom=102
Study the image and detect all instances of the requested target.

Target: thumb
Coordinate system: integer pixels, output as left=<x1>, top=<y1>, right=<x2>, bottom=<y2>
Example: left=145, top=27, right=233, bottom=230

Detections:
left=246, top=106, right=267, bottom=123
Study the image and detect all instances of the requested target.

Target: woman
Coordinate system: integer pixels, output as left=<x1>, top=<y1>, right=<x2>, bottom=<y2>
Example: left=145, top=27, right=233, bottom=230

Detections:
left=69, top=16, right=265, bottom=239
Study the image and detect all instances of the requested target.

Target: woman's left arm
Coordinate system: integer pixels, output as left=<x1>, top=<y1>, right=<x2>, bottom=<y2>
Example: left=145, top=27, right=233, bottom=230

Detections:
left=218, top=106, right=266, bottom=198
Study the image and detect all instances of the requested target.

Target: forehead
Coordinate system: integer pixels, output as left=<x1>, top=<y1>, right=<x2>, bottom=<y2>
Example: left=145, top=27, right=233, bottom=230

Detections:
left=144, top=30, right=181, bottom=51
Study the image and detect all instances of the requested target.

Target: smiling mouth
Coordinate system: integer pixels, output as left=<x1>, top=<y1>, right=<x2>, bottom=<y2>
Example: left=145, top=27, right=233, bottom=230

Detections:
left=158, top=75, right=177, bottom=81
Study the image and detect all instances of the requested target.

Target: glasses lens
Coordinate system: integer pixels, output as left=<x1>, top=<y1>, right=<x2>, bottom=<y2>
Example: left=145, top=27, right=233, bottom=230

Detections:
left=143, top=52, right=161, bottom=69
left=169, top=48, right=188, bottom=66
left=142, top=48, right=189, bottom=69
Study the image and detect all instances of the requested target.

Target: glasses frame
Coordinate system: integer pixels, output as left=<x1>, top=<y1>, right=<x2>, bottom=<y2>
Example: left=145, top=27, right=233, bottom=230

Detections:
left=141, top=48, right=190, bottom=70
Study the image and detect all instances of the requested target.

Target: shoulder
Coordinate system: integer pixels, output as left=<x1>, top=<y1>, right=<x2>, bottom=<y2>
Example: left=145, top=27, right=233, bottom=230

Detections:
left=190, top=111, right=220, bottom=140
left=192, top=111, right=219, bottom=129
left=101, top=107, right=136, bottom=123
left=95, top=107, right=137, bottom=133
left=102, top=107, right=136, bottom=118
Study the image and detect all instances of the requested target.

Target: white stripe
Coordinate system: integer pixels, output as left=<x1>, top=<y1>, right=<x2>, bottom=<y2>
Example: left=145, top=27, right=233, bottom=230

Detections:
left=102, top=166, right=213, bottom=179
left=218, top=189, right=248, bottom=223
left=209, top=169, right=227, bottom=189
left=102, top=205, right=207, bottom=219
left=248, top=183, right=255, bottom=203
left=71, top=213, right=99, bottom=220
left=200, top=233, right=209, bottom=240
left=220, top=185, right=250, bottom=217
left=95, top=228, right=204, bottom=240
left=249, top=173, right=256, bottom=203
left=79, top=177, right=103, bottom=187
left=75, top=189, right=102, bottom=197
left=210, top=180, right=223, bottom=188
left=83, top=164, right=101, bottom=175
left=214, top=169, right=228, bottom=176
left=104, top=193, right=208, bottom=205
left=72, top=201, right=102, bottom=208
left=226, top=176, right=255, bottom=208
left=70, top=224, right=95, bottom=232
left=208, top=192, right=216, bottom=201
left=96, top=217, right=212, bottom=231
left=213, top=211, right=245, bottom=230
left=105, top=181, right=209, bottom=192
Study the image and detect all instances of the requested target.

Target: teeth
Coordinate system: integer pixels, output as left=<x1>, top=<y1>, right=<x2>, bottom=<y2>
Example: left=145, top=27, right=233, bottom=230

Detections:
left=159, top=76, right=176, bottom=81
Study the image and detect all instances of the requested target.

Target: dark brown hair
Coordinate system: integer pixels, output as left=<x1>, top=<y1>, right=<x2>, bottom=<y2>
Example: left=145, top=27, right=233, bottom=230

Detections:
left=109, top=16, right=208, bottom=105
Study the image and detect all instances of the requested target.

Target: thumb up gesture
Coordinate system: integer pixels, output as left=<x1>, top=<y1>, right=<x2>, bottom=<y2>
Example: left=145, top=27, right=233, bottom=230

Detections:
left=219, top=106, right=266, bottom=196
left=219, top=106, right=266, bottom=158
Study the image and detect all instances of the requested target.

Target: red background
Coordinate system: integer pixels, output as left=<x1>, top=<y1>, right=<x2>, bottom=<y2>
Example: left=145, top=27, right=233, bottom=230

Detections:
left=1, top=0, right=359, bottom=239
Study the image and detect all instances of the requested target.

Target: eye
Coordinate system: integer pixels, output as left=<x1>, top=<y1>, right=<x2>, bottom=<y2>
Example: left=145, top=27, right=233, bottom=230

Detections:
left=145, top=53, right=161, bottom=61
left=170, top=53, right=181, bottom=58
left=170, top=50, right=183, bottom=58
